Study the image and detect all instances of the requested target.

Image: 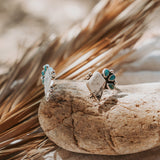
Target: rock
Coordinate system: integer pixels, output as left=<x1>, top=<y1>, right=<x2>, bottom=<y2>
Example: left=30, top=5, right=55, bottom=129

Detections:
left=38, top=80, right=160, bottom=155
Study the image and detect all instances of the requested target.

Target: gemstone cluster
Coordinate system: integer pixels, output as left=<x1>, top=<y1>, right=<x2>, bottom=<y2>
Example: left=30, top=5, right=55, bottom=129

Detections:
left=102, top=68, right=116, bottom=90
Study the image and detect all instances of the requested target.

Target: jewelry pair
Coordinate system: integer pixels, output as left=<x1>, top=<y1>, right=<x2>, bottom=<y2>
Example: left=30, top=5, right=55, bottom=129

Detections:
left=41, top=64, right=116, bottom=101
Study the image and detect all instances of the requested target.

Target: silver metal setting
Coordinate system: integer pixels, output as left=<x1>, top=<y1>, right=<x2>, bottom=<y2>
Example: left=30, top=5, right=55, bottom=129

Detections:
left=86, top=69, right=116, bottom=101
left=41, top=64, right=56, bottom=101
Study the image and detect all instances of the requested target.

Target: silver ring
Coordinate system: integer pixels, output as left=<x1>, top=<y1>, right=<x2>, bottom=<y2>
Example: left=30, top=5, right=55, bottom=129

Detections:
left=41, top=64, right=56, bottom=101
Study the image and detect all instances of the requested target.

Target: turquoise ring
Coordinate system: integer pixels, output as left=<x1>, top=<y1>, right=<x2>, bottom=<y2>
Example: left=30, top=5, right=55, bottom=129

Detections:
left=41, top=64, right=56, bottom=101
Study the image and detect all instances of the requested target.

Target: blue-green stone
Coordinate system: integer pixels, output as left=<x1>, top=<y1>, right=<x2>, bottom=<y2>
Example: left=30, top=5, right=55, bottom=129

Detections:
left=108, top=83, right=114, bottom=90
left=43, top=64, right=49, bottom=72
left=41, top=70, right=45, bottom=76
left=104, top=69, right=109, bottom=77
left=109, top=74, right=115, bottom=81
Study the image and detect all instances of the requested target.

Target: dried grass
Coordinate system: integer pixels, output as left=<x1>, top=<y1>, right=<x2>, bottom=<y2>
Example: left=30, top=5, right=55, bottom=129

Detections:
left=0, top=0, right=160, bottom=159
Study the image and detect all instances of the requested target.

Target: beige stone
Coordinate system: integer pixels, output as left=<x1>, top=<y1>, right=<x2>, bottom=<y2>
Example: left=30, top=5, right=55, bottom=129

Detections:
left=38, top=80, right=160, bottom=155
left=86, top=71, right=105, bottom=100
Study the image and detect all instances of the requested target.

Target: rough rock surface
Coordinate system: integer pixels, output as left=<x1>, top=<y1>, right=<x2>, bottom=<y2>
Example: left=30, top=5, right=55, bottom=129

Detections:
left=39, top=80, right=160, bottom=155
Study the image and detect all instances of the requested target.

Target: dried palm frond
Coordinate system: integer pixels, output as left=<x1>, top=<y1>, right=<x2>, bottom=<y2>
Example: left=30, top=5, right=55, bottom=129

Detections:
left=0, top=0, right=160, bottom=159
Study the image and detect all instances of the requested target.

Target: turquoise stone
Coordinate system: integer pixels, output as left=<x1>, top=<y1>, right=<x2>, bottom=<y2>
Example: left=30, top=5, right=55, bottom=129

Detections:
left=41, top=70, right=45, bottom=76
left=43, top=64, right=49, bottom=72
left=109, top=74, right=115, bottom=81
left=108, top=83, right=114, bottom=90
left=104, top=69, right=109, bottom=77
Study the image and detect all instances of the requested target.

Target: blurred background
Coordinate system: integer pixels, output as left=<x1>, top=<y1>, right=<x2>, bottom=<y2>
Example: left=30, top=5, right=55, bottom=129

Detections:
left=0, top=0, right=160, bottom=83
left=0, top=0, right=98, bottom=74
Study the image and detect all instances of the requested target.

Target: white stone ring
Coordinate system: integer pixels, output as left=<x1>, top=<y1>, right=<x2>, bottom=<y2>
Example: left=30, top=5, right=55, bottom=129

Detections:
left=41, top=64, right=56, bottom=101
left=86, top=69, right=116, bottom=101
